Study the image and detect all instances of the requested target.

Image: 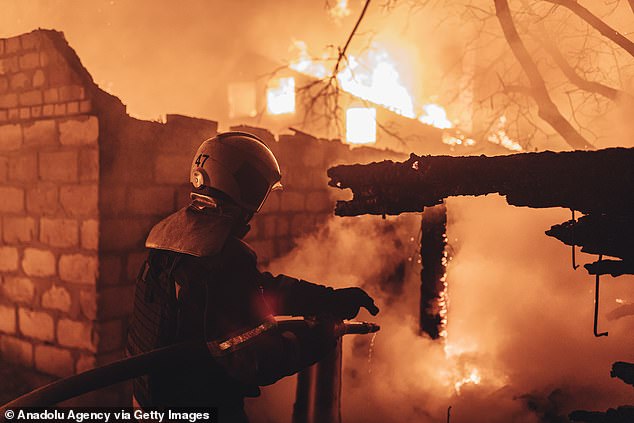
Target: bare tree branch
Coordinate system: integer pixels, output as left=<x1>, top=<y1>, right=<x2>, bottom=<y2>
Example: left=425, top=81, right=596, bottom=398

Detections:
left=537, top=37, right=634, bottom=103
left=287, top=0, right=374, bottom=140
left=334, top=0, right=372, bottom=75
left=543, top=0, right=634, bottom=58
left=494, top=0, right=595, bottom=149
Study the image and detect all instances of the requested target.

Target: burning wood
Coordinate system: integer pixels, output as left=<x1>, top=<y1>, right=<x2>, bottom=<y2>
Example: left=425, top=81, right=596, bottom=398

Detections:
left=546, top=214, right=634, bottom=276
left=328, top=148, right=634, bottom=274
left=420, top=204, right=448, bottom=339
left=545, top=214, right=633, bottom=261
left=328, top=148, right=634, bottom=217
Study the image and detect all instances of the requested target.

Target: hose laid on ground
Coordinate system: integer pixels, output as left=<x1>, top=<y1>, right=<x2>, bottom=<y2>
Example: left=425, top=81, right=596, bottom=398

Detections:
left=0, top=319, right=379, bottom=413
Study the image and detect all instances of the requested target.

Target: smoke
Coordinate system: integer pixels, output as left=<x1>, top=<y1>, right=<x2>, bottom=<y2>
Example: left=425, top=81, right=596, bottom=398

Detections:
left=246, top=196, right=634, bottom=423
left=0, top=0, right=359, bottom=121
left=0, top=0, right=463, bottom=127
left=3, top=1, right=634, bottom=149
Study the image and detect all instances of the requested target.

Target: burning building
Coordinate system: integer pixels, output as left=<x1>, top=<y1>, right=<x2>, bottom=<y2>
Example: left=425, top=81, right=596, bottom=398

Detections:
left=218, top=53, right=440, bottom=154
left=1, top=0, right=634, bottom=421
left=0, top=28, right=411, bottom=407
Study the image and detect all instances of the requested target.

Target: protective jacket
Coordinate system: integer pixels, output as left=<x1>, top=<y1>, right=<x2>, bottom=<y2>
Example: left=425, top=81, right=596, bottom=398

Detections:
left=126, top=206, right=339, bottom=421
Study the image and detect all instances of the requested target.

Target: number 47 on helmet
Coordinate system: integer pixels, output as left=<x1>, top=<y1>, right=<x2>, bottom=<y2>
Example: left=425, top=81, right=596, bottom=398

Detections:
left=190, top=132, right=283, bottom=213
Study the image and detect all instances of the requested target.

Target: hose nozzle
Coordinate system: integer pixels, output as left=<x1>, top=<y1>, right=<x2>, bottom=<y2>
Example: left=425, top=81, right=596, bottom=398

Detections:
left=339, top=321, right=381, bottom=335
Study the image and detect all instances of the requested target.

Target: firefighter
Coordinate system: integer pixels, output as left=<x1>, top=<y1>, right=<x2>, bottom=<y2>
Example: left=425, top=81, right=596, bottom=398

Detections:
left=126, top=132, right=379, bottom=422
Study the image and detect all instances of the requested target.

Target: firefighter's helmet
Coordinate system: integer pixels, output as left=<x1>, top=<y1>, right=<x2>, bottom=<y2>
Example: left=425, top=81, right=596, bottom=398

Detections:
left=189, top=132, right=282, bottom=213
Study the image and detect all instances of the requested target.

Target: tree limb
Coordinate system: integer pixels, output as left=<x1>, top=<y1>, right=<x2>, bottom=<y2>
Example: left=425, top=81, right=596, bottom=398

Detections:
left=544, top=0, right=634, bottom=58
left=539, top=39, right=633, bottom=103
left=333, top=0, right=371, bottom=76
left=494, top=0, right=594, bottom=149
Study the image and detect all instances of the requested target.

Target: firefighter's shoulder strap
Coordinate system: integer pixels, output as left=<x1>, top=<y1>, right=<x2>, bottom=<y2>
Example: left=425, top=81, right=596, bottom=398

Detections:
left=126, top=249, right=182, bottom=406
left=127, top=250, right=181, bottom=354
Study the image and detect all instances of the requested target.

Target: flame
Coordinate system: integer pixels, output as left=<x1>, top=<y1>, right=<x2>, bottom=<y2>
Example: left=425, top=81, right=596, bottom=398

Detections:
left=289, top=41, right=524, bottom=151
left=328, top=0, right=351, bottom=21
left=487, top=115, right=523, bottom=151
left=419, top=104, right=452, bottom=129
left=290, top=42, right=415, bottom=118
left=290, top=40, right=329, bottom=79
left=346, top=107, right=377, bottom=144
left=337, top=52, right=416, bottom=118
left=442, top=132, right=476, bottom=147
left=454, top=368, right=482, bottom=393
left=266, top=77, right=296, bottom=115
left=440, top=343, right=507, bottom=395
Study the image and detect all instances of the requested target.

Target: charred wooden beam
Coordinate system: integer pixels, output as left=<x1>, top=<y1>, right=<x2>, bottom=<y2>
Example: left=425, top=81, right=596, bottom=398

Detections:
left=545, top=215, right=634, bottom=261
left=611, top=362, right=634, bottom=388
left=545, top=213, right=634, bottom=275
left=327, top=148, right=634, bottom=217
left=585, top=260, right=634, bottom=277
left=420, top=203, right=448, bottom=339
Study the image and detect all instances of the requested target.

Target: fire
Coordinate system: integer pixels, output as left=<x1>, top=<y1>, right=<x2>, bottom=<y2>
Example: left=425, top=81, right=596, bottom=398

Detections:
left=328, top=0, right=351, bottom=21
left=266, top=77, right=296, bottom=115
left=419, top=104, right=452, bottom=129
left=290, top=41, right=415, bottom=118
left=346, top=107, right=377, bottom=144
left=289, top=42, right=524, bottom=150
left=487, top=115, right=523, bottom=151
left=454, top=368, right=482, bottom=393
left=290, top=40, right=329, bottom=79
left=442, top=132, right=476, bottom=148
left=337, top=51, right=416, bottom=118
left=438, top=248, right=449, bottom=338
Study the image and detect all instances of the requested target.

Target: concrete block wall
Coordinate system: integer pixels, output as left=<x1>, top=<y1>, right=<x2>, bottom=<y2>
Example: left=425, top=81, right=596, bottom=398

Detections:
left=0, top=30, right=100, bottom=380
left=96, top=113, right=218, bottom=370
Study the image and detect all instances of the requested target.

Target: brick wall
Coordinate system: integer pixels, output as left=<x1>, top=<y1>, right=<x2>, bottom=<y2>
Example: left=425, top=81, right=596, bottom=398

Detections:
left=96, top=113, right=218, bottom=376
left=0, top=29, right=411, bottom=406
left=0, top=30, right=100, bottom=381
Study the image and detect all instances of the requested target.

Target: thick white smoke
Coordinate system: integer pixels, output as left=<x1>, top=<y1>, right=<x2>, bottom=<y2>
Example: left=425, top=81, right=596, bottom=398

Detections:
left=247, top=195, right=634, bottom=423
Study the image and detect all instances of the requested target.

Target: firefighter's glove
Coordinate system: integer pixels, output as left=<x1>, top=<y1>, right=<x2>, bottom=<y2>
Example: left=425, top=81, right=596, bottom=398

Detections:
left=329, top=287, right=379, bottom=320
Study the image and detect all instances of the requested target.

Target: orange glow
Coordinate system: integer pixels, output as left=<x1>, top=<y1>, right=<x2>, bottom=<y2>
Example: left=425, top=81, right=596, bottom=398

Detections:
left=291, top=42, right=527, bottom=151
left=418, top=103, right=452, bottom=129
left=337, top=52, right=415, bottom=118
left=227, top=81, right=257, bottom=118
left=328, top=0, right=351, bottom=21
left=291, top=42, right=415, bottom=117
left=487, top=115, right=523, bottom=151
left=454, top=368, right=482, bottom=393
left=346, top=107, right=376, bottom=144
left=266, top=77, right=296, bottom=115
left=442, top=133, right=476, bottom=148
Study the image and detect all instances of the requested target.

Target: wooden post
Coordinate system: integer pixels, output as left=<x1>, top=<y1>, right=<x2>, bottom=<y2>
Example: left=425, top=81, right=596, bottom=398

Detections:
left=420, top=203, right=448, bottom=339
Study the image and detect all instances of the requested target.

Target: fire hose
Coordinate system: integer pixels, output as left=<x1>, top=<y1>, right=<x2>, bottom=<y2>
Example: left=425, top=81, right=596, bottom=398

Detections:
left=0, top=318, right=379, bottom=413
